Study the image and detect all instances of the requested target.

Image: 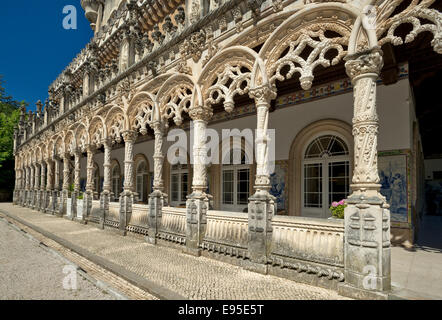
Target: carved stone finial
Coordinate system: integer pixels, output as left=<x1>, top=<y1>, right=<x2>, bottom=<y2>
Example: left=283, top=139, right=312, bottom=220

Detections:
left=180, top=30, right=206, bottom=62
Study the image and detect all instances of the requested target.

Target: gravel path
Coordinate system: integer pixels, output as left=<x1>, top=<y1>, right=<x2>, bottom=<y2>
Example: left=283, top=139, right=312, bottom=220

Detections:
left=0, top=216, right=116, bottom=300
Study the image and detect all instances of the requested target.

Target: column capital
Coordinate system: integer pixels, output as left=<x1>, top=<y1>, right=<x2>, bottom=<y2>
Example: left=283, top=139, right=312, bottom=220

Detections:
left=121, top=130, right=138, bottom=143
left=86, top=144, right=97, bottom=154
left=151, top=120, right=166, bottom=135
left=101, top=137, right=112, bottom=148
left=345, top=47, right=384, bottom=82
left=249, top=84, right=277, bottom=106
left=189, top=105, right=213, bottom=122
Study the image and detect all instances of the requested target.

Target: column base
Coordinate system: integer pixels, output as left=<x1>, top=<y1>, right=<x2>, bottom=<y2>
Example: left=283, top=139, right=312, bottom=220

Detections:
left=247, top=190, right=275, bottom=267
left=147, top=190, right=166, bottom=245
left=185, top=192, right=209, bottom=255
left=183, top=247, right=201, bottom=257
left=343, top=192, right=391, bottom=294
left=119, top=191, right=134, bottom=236
left=242, top=260, right=269, bottom=275
left=100, top=191, right=111, bottom=230
left=81, top=191, right=93, bottom=224
left=337, top=283, right=390, bottom=300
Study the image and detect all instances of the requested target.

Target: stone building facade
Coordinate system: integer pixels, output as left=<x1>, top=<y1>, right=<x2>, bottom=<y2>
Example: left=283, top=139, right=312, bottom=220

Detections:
left=12, top=0, right=442, bottom=298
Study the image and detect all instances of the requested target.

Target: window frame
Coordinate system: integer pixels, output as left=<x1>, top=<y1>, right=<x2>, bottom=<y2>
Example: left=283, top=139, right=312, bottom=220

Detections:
left=170, top=163, right=189, bottom=207
left=221, top=149, right=251, bottom=213
left=136, top=160, right=149, bottom=203
left=301, top=133, right=351, bottom=219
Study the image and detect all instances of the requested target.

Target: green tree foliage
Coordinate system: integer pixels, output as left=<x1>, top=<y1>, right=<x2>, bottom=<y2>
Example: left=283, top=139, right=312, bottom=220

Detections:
left=0, top=75, right=26, bottom=193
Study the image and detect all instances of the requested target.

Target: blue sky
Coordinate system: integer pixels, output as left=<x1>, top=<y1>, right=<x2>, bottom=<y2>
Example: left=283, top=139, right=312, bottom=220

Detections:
left=0, top=1, right=93, bottom=111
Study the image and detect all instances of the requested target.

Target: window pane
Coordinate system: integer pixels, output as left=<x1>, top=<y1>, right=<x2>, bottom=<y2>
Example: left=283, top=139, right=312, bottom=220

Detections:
left=328, top=161, right=350, bottom=206
left=181, top=173, right=188, bottom=201
left=304, top=163, right=322, bottom=208
left=171, top=174, right=179, bottom=202
left=223, top=170, right=234, bottom=204
left=136, top=176, right=142, bottom=197
left=237, top=169, right=249, bottom=205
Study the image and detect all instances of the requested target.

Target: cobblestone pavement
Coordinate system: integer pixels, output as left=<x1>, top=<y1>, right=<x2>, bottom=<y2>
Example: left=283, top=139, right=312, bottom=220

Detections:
left=0, top=203, right=348, bottom=300
left=0, top=214, right=116, bottom=300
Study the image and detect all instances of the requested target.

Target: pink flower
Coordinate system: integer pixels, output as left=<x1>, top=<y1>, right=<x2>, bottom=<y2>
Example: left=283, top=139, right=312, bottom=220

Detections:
left=332, top=201, right=338, bottom=207
left=338, top=200, right=345, bottom=205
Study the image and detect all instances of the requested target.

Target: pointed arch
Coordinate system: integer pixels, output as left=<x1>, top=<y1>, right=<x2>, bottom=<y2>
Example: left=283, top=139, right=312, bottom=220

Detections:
left=258, top=5, right=360, bottom=90
left=199, top=46, right=261, bottom=112
left=89, top=116, right=107, bottom=148
left=64, top=130, right=76, bottom=156
left=105, top=106, right=126, bottom=144
left=75, top=123, right=89, bottom=153
left=127, top=91, right=156, bottom=135
left=156, top=73, right=200, bottom=126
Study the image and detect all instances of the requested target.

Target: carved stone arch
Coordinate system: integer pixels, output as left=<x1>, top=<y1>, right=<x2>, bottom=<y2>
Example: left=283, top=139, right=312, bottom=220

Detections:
left=199, top=46, right=259, bottom=112
left=288, top=119, right=353, bottom=217
left=375, top=0, right=442, bottom=54
left=54, top=135, right=65, bottom=158
left=156, top=73, right=199, bottom=126
left=89, top=116, right=107, bottom=148
left=64, top=130, right=76, bottom=156
left=36, top=146, right=42, bottom=163
left=259, top=5, right=359, bottom=90
left=40, top=143, right=47, bottom=162
left=75, top=124, right=89, bottom=153
left=127, top=91, right=156, bottom=135
left=105, top=106, right=126, bottom=144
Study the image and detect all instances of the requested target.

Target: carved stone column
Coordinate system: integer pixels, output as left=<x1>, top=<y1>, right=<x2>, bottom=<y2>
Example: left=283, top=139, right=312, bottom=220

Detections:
left=52, top=158, right=60, bottom=215
left=71, top=150, right=81, bottom=220
left=100, top=139, right=112, bottom=229
left=59, top=154, right=70, bottom=217
left=185, top=106, right=213, bottom=256
left=39, top=162, right=46, bottom=211
left=21, top=168, right=26, bottom=206
left=29, top=164, right=34, bottom=208
left=45, top=160, right=54, bottom=213
left=147, top=121, right=167, bottom=244
left=33, top=164, right=40, bottom=209
left=338, top=47, right=391, bottom=299
left=246, top=85, right=277, bottom=274
left=83, top=145, right=96, bottom=223
left=119, top=130, right=137, bottom=235
left=29, top=165, right=35, bottom=208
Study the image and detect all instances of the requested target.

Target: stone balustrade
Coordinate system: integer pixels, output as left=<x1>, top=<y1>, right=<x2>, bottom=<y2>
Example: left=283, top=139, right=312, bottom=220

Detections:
left=158, top=207, right=187, bottom=244
left=202, top=210, right=249, bottom=252
left=270, top=215, right=344, bottom=267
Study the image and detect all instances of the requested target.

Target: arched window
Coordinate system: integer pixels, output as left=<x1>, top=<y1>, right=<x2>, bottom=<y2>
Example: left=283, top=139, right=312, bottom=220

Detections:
left=221, top=149, right=250, bottom=212
left=136, top=160, right=148, bottom=203
left=302, top=135, right=350, bottom=218
left=111, top=163, right=121, bottom=201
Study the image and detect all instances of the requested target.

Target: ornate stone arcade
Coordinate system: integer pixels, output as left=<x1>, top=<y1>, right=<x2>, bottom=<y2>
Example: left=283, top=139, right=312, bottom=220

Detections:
left=12, top=0, right=442, bottom=298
